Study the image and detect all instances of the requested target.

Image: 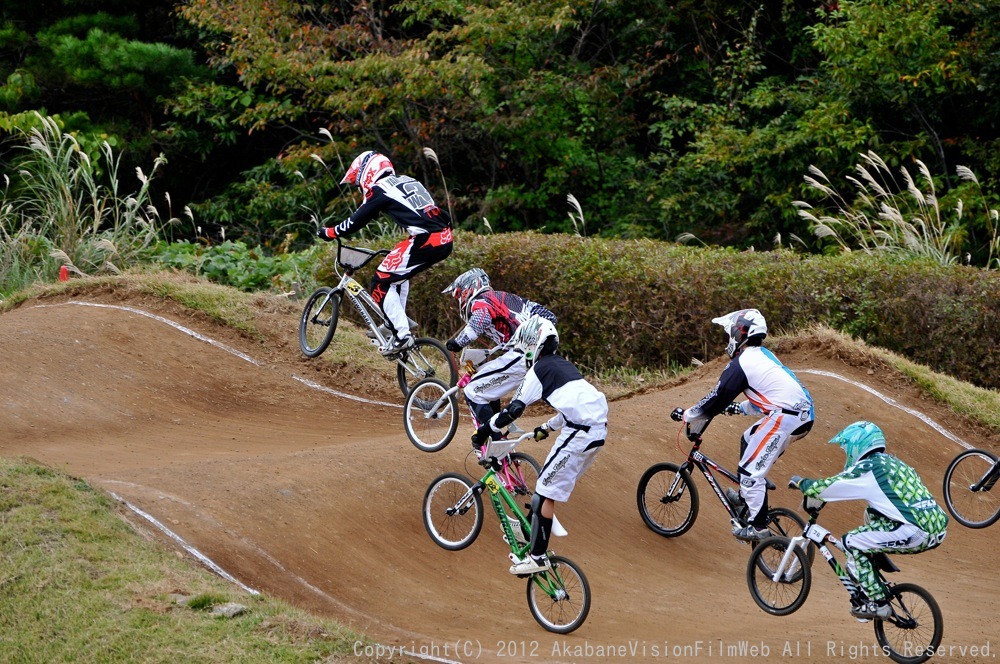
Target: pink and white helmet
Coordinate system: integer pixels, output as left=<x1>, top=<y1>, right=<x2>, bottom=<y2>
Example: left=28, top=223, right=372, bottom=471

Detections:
left=341, top=151, right=395, bottom=197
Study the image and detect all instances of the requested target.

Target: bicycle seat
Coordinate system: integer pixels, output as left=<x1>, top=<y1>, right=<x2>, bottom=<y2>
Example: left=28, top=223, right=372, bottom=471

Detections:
left=872, top=552, right=900, bottom=573
left=765, top=478, right=776, bottom=490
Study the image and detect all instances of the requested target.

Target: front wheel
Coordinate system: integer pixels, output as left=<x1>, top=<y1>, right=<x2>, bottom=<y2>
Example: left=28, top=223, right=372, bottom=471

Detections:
left=874, top=583, right=943, bottom=664
left=746, top=536, right=811, bottom=616
left=636, top=462, right=699, bottom=537
left=396, top=337, right=459, bottom=397
left=403, top=378, right=459, bottom=452
left=942, top=448, right=1000, bottom=529
left=423, top=473, right=482, bottom=550
left=754, top=507, right=815, bottom=578
left=299, top=287, right=341, bottom=358
left=526, top=555, right=591, bottom=634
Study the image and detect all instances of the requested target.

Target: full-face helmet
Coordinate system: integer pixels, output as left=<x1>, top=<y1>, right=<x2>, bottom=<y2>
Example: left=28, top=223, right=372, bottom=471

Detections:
left=341, top=151, right=395, bottom=197
left=830, top=421, right=887, bottom=470
left=712, top=308, right=767, bottom=358
left=511, top=314, right=559, bottom=369
left=441, top=268, right=491, bottom=319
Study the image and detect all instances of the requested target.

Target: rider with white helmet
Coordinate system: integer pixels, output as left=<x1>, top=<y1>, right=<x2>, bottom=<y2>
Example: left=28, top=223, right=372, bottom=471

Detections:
left=318, top=151, right=453, bottom=355
left=791, top=421, right=948, bottom=620
left=441, top=268, right=556, bottom=435
left=472, top=315, right=608, bottom=576
left=682, top=308, right=815, bottom=541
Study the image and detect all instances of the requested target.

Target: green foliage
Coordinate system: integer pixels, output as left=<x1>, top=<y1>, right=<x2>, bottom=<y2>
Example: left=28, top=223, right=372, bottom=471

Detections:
left=0, top=113, right=176, bottom=296
left=149, top=240, right=319, bottom=293
left=796, top=151, right=1000, bottom=267
left=405, top=232, right=1000, bottom=389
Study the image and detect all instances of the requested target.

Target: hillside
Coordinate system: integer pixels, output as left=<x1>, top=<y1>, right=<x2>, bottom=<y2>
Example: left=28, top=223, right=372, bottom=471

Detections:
left=2, top=286, right=998, bottom=663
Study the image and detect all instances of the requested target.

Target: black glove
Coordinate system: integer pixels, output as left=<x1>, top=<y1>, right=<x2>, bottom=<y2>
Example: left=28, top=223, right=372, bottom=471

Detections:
left=788, top=475, right=804, bottom=490
left=723, top=402, right=743, bottom=416
left=533, top=426, right=549, bottom=441
left=471, top=426, right=491, bottom=448
left=670, top=407, right=685, bottom=422
left=445, top=339, right=461, bottom=353
left=316, top=227, right=336, bottom=241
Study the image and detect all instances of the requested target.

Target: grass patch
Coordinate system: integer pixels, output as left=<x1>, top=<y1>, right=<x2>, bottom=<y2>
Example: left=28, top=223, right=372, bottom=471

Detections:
left=0, top=457, right=375, bottom=662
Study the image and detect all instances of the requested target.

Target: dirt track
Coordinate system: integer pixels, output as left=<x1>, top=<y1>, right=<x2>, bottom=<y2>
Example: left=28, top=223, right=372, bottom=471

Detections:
left=2, top=296, right=998, bottom=663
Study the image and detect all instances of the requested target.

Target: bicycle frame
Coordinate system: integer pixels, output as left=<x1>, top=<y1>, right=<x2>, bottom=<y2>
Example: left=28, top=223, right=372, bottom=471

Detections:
left=771, top=520, right=859, bottom=594
left=969, top=459, right=1000, bottom=492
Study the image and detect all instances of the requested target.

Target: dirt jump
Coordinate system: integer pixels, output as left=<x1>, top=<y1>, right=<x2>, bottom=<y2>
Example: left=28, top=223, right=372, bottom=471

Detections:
left=2, top=294, right=997, bottom=663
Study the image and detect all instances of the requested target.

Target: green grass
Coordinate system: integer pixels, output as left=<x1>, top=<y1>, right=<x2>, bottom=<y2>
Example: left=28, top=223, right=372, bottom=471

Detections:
left=0, top=458, right=375, bottom=663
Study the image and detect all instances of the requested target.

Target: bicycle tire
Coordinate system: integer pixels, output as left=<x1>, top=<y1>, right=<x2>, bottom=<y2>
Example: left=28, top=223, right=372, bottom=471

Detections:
left=746, top=535, right=811, bottom=616
left=636, top=462, right=699, bottom=537
left=525, top=555, right=591, bottom=634
left=396, top=337, right=459, bottom=397
left=753, top=506, right=816, bottom=578
left=423, top=473, right=483, bottom=550
left=403, top=378, right=459, bottom=452
left=942, top=448, right=1000, bottom=529
left=874, top=583, right=943, bottom=664
left=298, top=287, right=341, bottom=358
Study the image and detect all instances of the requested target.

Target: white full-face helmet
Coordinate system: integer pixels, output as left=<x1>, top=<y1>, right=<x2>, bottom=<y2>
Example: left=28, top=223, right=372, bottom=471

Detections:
left=511, top=314, right=559, bottom=369
left=341, top=151, right=395, bottom=197
left=712, top=308, right=767, bottom=358
left=441, top=268, right=491, bottom=319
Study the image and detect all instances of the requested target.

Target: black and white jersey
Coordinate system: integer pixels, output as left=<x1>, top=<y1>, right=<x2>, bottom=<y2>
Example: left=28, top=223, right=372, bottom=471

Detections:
left=333, top=175, right=452, bottom=238
left=512, top=353, right=608, bottom=429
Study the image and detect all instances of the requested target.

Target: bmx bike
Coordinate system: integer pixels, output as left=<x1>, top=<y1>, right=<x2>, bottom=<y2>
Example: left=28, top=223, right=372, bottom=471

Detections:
left=298, top=237, right=457, bottom=397
left=422, top=432, right=590, bottom=633
left=746, top=499, right=943, bottom=664
left=637, top=408, right=814, bottom=572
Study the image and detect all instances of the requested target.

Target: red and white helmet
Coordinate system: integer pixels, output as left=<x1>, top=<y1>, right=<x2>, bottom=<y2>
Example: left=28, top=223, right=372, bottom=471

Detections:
left=712, top=308, right=767, bottom=358
left=341, top=151, right=395, bottom=197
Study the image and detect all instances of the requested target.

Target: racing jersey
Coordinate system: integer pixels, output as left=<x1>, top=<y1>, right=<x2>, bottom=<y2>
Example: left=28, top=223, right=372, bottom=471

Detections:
left=801, top=453, right=949, bottom=534
left=685, top=346, right=813, bottom=424
left=512, top=353, right=608, bottom=430
left=331, top=174, right=451, bottom=238
left=452, top=291, right=556, bottom=348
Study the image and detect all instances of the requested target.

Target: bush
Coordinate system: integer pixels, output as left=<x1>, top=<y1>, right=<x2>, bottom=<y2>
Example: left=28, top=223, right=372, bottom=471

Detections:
left=399, top=232, right=1000, bottom=389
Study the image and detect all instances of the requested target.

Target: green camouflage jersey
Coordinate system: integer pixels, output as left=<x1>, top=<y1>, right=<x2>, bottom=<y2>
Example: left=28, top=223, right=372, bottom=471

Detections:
left=800, top=452, right=948, bottom=535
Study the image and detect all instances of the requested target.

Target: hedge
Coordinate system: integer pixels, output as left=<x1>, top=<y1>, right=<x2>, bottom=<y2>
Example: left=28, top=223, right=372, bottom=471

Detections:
left=322, top=231, right=1000, bottom=390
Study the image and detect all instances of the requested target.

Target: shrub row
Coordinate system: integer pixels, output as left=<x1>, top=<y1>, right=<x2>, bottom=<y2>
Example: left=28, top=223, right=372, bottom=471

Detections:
left=379, top=232, right=998, bottom=390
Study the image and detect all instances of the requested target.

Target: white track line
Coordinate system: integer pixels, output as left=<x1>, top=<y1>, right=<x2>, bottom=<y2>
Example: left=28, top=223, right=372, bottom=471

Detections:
left=798, top=369, right=972, bottom=450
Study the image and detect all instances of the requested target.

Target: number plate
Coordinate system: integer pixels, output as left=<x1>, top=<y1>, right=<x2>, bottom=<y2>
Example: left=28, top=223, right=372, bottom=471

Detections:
left=345, top=279, right=364, bottom=295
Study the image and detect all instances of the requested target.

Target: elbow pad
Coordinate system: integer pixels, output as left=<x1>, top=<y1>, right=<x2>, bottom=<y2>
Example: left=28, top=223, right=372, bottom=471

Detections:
left=491, top=400, right=526, bottom=430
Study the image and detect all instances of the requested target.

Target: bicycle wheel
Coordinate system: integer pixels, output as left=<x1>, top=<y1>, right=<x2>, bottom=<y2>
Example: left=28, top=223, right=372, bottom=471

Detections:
left=746, top=536, right=811, bottom=616
left=396, top=337, right=459, bottom=397
left=636, top=462, right=699, bottom=537
left=423, top=473, right=483, bottom=550
left=526, top=555, right=590, bottom=634
left=942, top=448, right=1000, bottom=528
left=299, top=287, right=341, bottom=358
left=874, top=583, right=943, bottom=664
left=403, top=378, right=459, bottom=452
left=754, top=507, right=816, bottom=577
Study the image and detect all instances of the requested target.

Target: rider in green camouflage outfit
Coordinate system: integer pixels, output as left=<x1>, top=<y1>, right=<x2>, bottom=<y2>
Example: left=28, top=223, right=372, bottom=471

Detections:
left=792, top=421, right=948, bottom=620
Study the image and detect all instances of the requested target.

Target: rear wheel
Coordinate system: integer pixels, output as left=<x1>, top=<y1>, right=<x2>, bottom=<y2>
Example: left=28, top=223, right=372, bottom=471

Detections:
left=942, top=449, right=1000, bottom=528
left=874, top=583, right=943, bottom=664
left=746, top=536, right=811, bottom=616
left=636, top=462, right=698, bottom=537
left=403, top=378, right=459, bottom=452
left=525, top=555, right=590, bottom=634
left=422, top=473, right=482, bottom=550
left=396, top=337, right=458, bottom=397
left=298, top=287, right=340, bottom=357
